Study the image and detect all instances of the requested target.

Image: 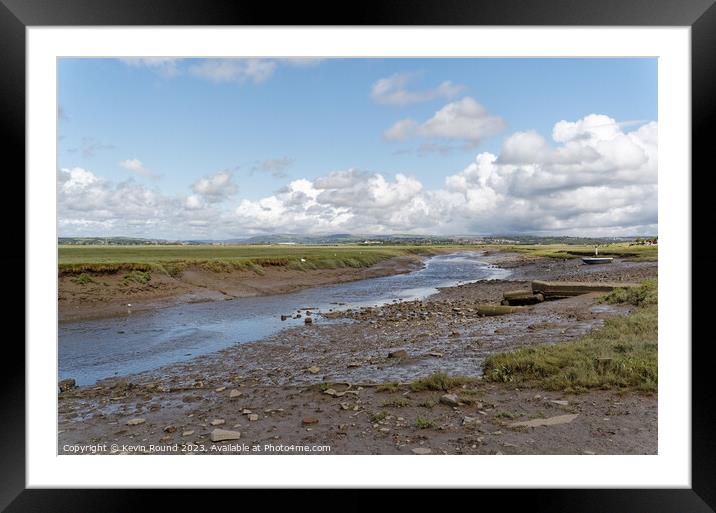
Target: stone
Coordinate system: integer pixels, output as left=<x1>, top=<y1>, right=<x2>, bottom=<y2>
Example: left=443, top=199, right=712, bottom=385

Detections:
left=302, top=417, right=319, bottom=425
left=280, top=315, right=289, bottom=321
left=229, top=389, right=242, bottom=399
left=215, top=387, right=226, bottom=392
left=411, top=447, right=432, bottom=455
left=210, top=419, right=225, bottom=426
left=549, top=400, right=569, bottom=406
left=510, top=414, right=579, bottom=428
left=163, top=425, right=177, bottom=433
left=58, top=378, right=76, bottom=392
left=427, top=352, right=443, bottom=358
left=308, top=366, right=321, bottom=374
left=248, top=414, right=259, bottom=421
left=304, top=317, right=313, bottom=324
left=388, top=350, right=408, bottom=359
left=242, top=409, right=252, bottom=414
left=440, top=394, right=460, bottom=407
left=182, top=430, right=195, bottom=437
left=126, top=418, right=145, bottom=426
left=462, top=416, right=481, bottom=427
left=210, top=429, right=241, bottom=442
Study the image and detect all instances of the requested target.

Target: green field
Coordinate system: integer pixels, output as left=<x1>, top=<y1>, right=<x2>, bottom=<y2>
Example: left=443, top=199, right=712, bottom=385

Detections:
left=57, top=244, right=455, bottom=275
left=501, top=243, right=658, bottom=261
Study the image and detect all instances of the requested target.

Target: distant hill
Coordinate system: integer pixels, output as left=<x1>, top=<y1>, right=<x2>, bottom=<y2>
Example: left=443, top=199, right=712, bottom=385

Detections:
left=58, top=234, right=652, bottom=246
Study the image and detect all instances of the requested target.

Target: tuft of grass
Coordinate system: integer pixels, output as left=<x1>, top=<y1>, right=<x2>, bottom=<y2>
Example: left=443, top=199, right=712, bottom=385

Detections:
left=409, top=372, right=474, bottom=392
left=370, top=410, right=389, bottom=423
left=381, top=397, right=411, bottom=408
left=415, top=417, right=434, bottom=429
left=121, top=270, right=151, bottom=285
left=483, top=287, right=657, bottom=393
left=376, top=382, right=400, bottom=393
left=418, top=398, right=438, bottom=409
left=601, top=279, right=657, bottom=307
left=71, top=273, right=94, bottom=285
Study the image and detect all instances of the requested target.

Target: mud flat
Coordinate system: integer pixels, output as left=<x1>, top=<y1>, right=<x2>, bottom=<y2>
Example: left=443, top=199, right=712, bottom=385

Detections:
left=58, top=253, right=658, bottom=455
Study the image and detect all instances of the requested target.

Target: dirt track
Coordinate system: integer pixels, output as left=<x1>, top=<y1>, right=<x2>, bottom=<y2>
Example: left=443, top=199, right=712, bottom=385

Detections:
left=58, top=253, right=658, bottom=455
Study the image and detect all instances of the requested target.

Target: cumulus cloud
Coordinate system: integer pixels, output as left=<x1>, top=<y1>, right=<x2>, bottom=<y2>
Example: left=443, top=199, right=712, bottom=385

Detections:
left=384, top=97, right=505, bottom=147
left=58, top=114, right=658, bottom=239
left=232, top=115, right=657, bottom=236
left=191, top=170, right=238, bottom=203
left=371, top=73, right=465, bottom=106
left=119, top=158, right=158, bottom=179
left=188, top=59, right=278, bottom=84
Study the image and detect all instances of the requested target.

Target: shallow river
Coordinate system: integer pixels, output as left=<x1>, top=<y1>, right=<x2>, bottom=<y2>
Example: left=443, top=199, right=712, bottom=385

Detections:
left=59, top=251, right=510, bottom=385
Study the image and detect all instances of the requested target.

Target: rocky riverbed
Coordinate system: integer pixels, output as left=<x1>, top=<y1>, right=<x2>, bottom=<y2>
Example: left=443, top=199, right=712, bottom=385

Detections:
left=58, top=253, right=658, bottom=455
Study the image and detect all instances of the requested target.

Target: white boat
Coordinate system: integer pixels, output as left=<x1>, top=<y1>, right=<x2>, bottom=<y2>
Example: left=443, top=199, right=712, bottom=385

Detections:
left=582, top=247, right=613, bottom=264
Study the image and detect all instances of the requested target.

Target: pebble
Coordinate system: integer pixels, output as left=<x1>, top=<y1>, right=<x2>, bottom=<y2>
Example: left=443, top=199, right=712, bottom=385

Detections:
left=302, top=418, right=319, bottom=425
left=411, top=447, right=432, bottom=455
left=229, top=389, right=242, bottom=399
left=182, top=430, right=195, bottom=436
left=163, top=425, right=177, bottom=433
left=248, top=414, right=259, bottom=421
left=210, top=419, right=225, bottom=426
left=126, top=418, right=145, bottom=426
left=307, top=366, right=321, bottom=374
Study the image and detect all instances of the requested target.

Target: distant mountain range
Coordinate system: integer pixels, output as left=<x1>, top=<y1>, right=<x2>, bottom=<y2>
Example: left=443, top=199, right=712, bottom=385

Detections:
left=58, top=234, right=649, bottom=246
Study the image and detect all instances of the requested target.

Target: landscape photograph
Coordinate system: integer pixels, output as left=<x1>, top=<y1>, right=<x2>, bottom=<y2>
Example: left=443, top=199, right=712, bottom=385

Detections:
left=57, top=57, right=658, bottom=456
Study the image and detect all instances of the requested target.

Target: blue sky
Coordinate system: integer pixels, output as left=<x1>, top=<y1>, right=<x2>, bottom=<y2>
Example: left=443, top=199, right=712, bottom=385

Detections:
left=57, top=58, right=658, bottom=238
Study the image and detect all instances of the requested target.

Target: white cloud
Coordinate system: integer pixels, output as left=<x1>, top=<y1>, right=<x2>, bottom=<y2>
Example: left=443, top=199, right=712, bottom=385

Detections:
left=119, top=158, right=157, bottom=179
left=119, top=58, right=181, bottom=78
left=418, top=97, right=506, bottom=143
left=58, top=115, right=658, bottom=239
left=371, top=73, right=464, bottom=105
left=188, top=59, right=278, bottom=84
left=383, top=119, right=418, bottom=141
left=192, top=170, right=238, bottom=203
left=384, top=97, right=505, bottom=147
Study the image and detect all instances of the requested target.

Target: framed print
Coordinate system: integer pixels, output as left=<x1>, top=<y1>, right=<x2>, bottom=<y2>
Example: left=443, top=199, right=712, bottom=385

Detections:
left=2, top=0, right=713, bottom=509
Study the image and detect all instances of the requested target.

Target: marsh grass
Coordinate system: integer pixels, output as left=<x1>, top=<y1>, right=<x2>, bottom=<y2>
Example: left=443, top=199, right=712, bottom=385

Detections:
left=503, top=243, right=657, bottom=262
left=409, top=372, right=474, bottom=392
left=483, top=280, right=658, bottom=393
left=415, top=417, right=434, bottom=429
left=71, top=273, right=94, bottom=285
left=381, top=397, right=411, bottom=408
left=121, top=270, right=151, bottom=285
left=57, top=244, right=447, bottom=276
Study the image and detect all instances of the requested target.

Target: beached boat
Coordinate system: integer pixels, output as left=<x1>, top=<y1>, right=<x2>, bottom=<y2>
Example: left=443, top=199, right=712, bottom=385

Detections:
left=582, top=247, right=613, bottom=264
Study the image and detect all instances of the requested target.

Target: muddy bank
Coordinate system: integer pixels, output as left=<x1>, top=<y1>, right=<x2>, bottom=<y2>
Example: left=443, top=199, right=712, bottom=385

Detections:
left=59, top=254, right=425, bottom=322
left=58, top=254, right=657, bottom=455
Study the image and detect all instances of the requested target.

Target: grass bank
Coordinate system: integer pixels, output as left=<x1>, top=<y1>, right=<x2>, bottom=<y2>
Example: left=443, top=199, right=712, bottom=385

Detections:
left=483, top=280, right=658, bottom=392
left=58, top=244, right=456, bottom=276
left=501, top=243, right=657, bottom=262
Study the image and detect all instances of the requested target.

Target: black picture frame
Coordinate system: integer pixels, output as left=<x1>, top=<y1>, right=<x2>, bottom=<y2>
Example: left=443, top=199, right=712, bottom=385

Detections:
left=2, top=0, right=711, bottom=510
